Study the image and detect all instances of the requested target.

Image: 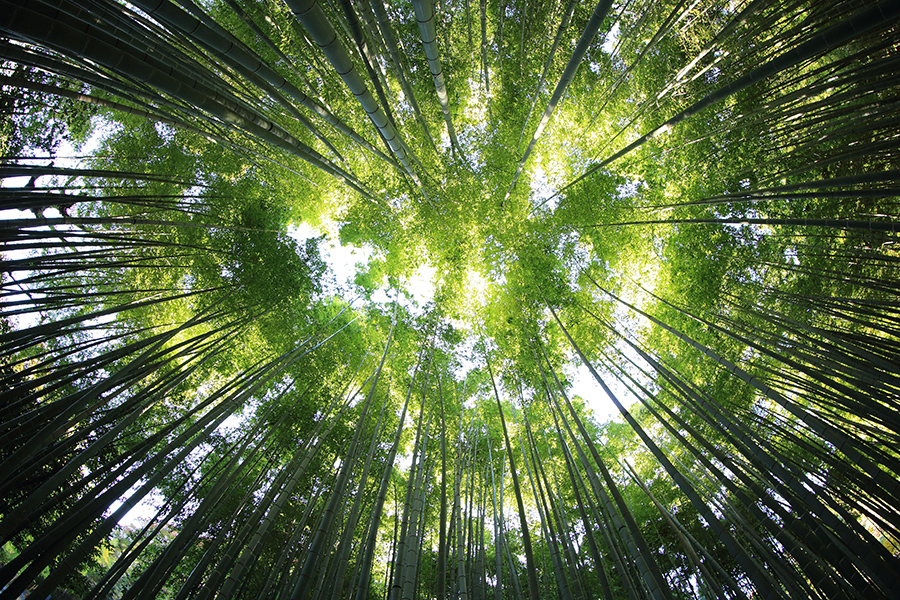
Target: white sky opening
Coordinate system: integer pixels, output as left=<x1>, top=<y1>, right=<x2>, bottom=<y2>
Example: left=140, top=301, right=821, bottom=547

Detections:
left=464, top=76, right=489, bottom=127
left=529, top=164, right=556, bottom=210
left=404, top=262, right=437, bottom=306
left=447, top=267, right=491, bottom=326
left=109, top=487, right=164, bottom=529
left=567, top=364, right=617, bottom=422
left=289, top=222, right=439, bottom=317
left=602, top=22, right=621, bottom=55
left=464, top=267, right=490, bottom=303
left=289, top=221, right=373, bottom=296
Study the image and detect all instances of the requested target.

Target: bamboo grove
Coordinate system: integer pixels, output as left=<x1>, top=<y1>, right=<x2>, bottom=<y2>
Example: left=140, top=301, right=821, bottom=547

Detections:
left=1, top=0, right=899, bottom=598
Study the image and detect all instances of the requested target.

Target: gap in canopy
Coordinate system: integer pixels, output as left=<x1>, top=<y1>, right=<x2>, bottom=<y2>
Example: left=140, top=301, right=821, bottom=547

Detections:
left=288, top=222, right=437, bottom=317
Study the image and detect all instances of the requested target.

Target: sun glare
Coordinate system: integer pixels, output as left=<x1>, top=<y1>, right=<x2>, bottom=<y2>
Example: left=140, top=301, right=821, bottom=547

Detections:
left=455, top=267, right=489, bottom=317
left=403, top=262, right=437, bottom=307
left=464, top=77, right=489, bottom=125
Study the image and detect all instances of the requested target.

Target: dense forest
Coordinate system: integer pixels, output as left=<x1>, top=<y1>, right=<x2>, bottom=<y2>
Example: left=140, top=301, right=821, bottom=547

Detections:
left=1, top=0, right=899, bottom=598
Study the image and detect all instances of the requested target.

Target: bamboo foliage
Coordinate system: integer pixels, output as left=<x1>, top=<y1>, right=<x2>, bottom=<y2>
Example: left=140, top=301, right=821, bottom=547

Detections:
left=2, top=0, right=900, bottom=598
